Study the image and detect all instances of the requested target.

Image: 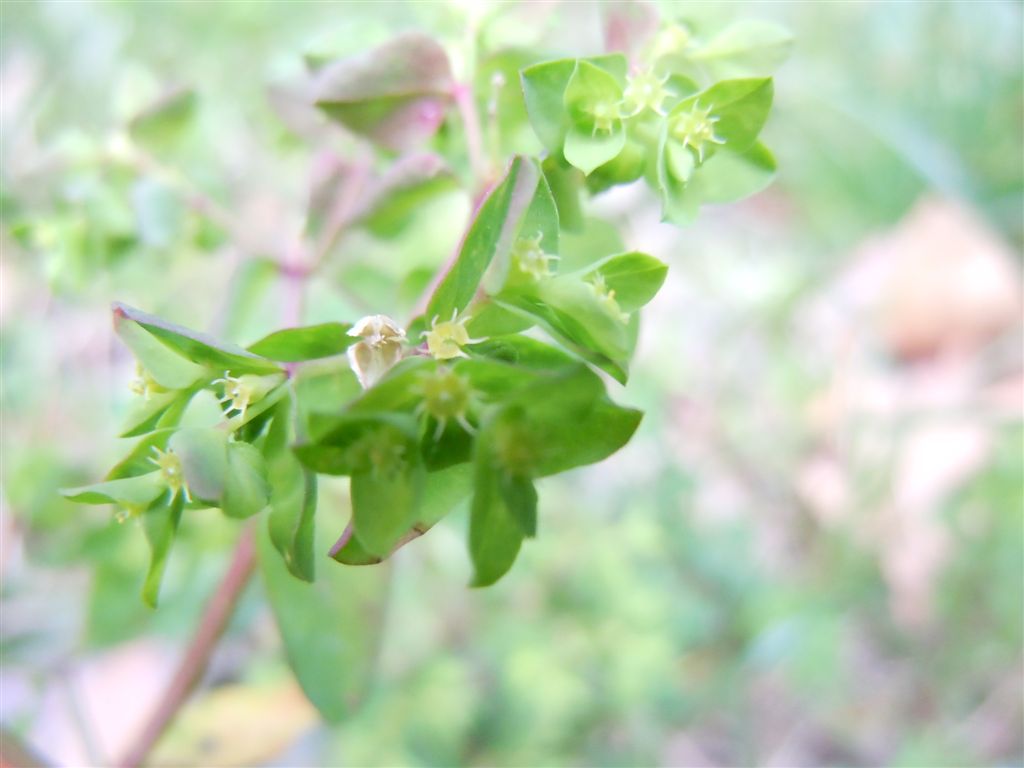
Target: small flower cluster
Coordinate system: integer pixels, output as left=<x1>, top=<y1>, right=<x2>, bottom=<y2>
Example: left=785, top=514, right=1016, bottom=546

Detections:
left=416, top=366, right=476, bottom=439
left=422, top=310, right=485, bottom=361
left=214, top=371, right=282, bottom=420
left=588, top=274, right=629, bottom=324
left=151, top=446, right=190, bottom=501
left=510, top=233, right=558, bottom=283
left=129, top=362, right=163, bottom=400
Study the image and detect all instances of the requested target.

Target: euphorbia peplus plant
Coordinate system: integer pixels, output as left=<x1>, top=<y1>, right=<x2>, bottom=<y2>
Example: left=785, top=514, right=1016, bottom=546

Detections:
left=62, top=8, right=788, bottom=742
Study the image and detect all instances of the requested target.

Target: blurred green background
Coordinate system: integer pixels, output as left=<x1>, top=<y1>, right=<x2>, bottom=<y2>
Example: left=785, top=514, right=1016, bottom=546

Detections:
left=1, top=1, right=1021, bottom=766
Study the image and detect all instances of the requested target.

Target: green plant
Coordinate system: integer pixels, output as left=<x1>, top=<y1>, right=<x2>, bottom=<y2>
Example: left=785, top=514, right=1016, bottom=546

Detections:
left=58, top=11, right=787, bottom=764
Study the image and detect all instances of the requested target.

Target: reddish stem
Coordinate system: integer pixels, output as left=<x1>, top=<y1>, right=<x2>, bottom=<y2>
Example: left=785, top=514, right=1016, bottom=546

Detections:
left=453, top=82, right=488, bottom=190
left=117, top=524, right=257, bottom=768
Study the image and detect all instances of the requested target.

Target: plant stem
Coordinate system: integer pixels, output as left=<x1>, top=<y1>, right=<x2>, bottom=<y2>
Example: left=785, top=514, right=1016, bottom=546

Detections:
left=453, top=82, right=488, bottom=191
left=117, top=523, right=257, bottom=768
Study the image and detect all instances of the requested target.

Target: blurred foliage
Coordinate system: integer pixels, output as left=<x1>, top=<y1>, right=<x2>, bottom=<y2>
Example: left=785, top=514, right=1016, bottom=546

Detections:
left=1, top=1, right=1021, bottom=767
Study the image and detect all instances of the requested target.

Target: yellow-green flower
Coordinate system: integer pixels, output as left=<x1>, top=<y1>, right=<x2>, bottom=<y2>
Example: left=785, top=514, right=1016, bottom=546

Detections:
left=129, top=362, right=165, bottom=400
left=150, top=446, right=190, bottom=501
left=510, top=232, right=558, bottom=282
left=670, top=103, right=724, bottom=162
left=416, top=367, right=476, bottom=439
left=622, top=69, right=670, bottom=116
left=214, top=372, right=283, bottom=420
left=589, top=274, right=629, bottom=323
left=422, top=310, right=485, bottom=361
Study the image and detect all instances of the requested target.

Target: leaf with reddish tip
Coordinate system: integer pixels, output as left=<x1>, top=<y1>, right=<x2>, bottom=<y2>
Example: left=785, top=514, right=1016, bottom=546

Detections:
left=113, top=303, right=282, bottom=375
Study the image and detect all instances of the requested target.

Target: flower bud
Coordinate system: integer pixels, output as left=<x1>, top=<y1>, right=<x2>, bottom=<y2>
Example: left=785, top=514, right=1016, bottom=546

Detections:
left=347, top=314, right=407, bottom=389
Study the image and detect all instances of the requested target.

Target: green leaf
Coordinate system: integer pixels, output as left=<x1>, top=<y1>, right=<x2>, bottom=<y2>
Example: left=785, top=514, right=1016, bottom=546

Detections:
left=564, top=123, right=627, bottom=176
left=266, top=402, right=318, bottom=582
left=351, top=447, right=425, bottom=557
left=562, top=61, right=626, bottom=174
left=691, top=20, right=793, bottom=79
left=314, top=32, right=452, bottom=150
left=464, top=298, right=535, bottom=337
left=532, top=396, right=642, bottom=477
left=664, top=137, right=696, bottom=184
left=657, top=124, right=699, bottom=226
left=482, top=161, right=559, bottom=294
left=466, top=334, right=578, bottom=371
left=297, top=411, right=420, bottom=474
left=330, top=462, right=473, bottom=565
left=493, top=295, right=629, bottom=383
left=481, top=364, right=641, bottom=478
left=141, top=492, right=184, bottom=608
left=498, top=472, right=537, bottom=538
left=221, top=442, right=270, bottom=519
left=583, top=135, right=647, bottom=191
left=563, top=60, right=623, bottom=125
left=169, top=428, right=228, bottom=503
left=426, top=156, right=543, bottom=320
left=581, top=251, right=668, bottom=312
left=61, top=472, right=165, bottom=507
left=541, top=155, right=584, bottom=231
left=512, top=275, right=635, bottom=380
left=257, top=514, right=389, bottom=722
left=294, top=363, right=362, bottom=426
left=113, top=310, right=208, bottom=390
left=119, top=388, right=191, bottom=438
left=688, top=140, right=777, bottom=204
left=521, top=58, right=576, bottom=152
left=418, top=462, right=475, bottom=527
left=343, top=358, right=433, bottom=416
left=106, top=429, right=175, bottom=480
left=113, top=303, right=282, bottom=376
left=247, top=323, right=354, bottom=362
left=468, top=444, right=524, bottom=588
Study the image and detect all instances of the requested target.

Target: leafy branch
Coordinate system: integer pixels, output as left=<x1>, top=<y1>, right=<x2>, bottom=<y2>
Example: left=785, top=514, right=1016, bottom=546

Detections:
left=60, top=11, right=788, bottom=764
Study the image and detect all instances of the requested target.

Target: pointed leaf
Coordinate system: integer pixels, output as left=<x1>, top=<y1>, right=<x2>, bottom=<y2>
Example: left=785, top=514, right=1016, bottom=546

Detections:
left=581, top=251, right=668, bottom=312
left=563, top=123, right=627, bottom=176
left=247, top=323, right=354, bottom=362
left=222, top=442, right=270, bottom=519
left=169, top=428, right=229, bottom=503
left=141, top=492, right=184, bottom=608
left=521, top=59, right=576, bottom=152
left=62, top=472, right=165, bottom=507
left=469, top=447, right=523, bottom=588
left=258, top=515, right=389, bottom=722
left=426, top=156, right=543, bottom=320
left=113, top=303, right=282, bottom=376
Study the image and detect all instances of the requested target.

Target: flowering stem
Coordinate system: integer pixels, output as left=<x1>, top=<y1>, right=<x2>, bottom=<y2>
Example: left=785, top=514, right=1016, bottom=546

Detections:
left=117, top=522, right=257, bottom=768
